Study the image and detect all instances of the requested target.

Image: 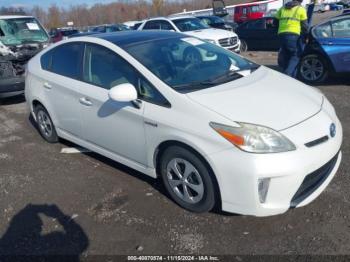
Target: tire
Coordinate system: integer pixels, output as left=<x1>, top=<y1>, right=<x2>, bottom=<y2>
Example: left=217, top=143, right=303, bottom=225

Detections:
left=159, top=146, right=217, bottom=213
left=34, top=104, right=58, bottom=143
left=240, top=39, right=248, bottom=52
left=298, top=54, right=329, bottom=84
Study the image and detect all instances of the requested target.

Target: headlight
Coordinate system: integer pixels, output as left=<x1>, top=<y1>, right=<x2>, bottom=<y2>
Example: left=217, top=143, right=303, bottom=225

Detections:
left=204, top=39, right=216, bottom=44
left=210, top=122, right=296, bottom=153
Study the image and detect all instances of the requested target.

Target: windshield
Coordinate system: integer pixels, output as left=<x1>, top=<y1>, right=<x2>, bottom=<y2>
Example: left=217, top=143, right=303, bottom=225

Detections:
left=173, top=18, right=209, bottom=32
left=0, top=17, right=49, bottom=46
left=124, top=36, right=258, bottom=93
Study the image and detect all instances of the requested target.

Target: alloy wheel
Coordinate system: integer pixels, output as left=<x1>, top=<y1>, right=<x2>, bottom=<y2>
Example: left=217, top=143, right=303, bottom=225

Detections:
left=300, top=57, right=324, bottom=82
left=37, top=110, right=53, bottom=138
left=166, top=158, right=204, bottom=204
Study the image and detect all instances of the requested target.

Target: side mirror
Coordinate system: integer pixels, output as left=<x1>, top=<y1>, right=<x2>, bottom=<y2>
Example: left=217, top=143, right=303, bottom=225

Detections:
left=108, top=83, right=138, bottom=102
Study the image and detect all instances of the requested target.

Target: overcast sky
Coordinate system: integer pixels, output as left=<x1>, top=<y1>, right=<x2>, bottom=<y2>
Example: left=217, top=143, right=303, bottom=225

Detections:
left=1, top=0, right=121, bottom=9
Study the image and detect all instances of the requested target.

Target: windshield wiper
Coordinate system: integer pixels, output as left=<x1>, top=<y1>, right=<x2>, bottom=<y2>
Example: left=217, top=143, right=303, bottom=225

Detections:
left=204, top=69, right=244, bottom=85
left=173, top=81, right=215, bottom=92
left=173, top=70, right=245, bottom=92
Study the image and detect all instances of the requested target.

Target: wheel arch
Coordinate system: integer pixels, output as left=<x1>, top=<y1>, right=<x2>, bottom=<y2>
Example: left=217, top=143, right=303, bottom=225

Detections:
left=302, top=49, right=336, bottom=74
left=153, top=140, right=222, bottom=208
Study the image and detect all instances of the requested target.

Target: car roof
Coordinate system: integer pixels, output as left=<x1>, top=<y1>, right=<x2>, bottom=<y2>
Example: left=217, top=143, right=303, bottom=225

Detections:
left=0, top=15, right=34, bottom=19
left=169, top=16, right=196, bottom=21
left=94, top=30, right=185, bottom=47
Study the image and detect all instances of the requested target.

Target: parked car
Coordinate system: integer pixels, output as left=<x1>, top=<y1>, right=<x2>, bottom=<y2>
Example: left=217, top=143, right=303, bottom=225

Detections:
left=196, top=15, right=237, bottom=31
left=336, top=1, right=350, bottom=8
left=25, top=31, right=342, bottom=216
left=91, top=24, right=130, bottom=33
left=234, top=3, right=267, bottom=23
left=0, top=15, right=50, bottom=98
left=138, top=16, right=241, bottom=52
left=312, top=4, right=326, bottom=13
left=298, top=14, right=350, bottom=83
left=235, top=17, right=279, bottom=51
left=70, top=24, right=130, bottom=37
left=328, top=3, right=344, bottom=11
left=342, top=9, right=350, bottom=14
left=49, top=28, right=79, bottom=43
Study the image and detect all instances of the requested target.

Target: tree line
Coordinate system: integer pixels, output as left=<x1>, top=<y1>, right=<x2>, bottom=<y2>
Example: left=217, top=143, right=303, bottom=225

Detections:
left=0, top=0, right=248, bottom=29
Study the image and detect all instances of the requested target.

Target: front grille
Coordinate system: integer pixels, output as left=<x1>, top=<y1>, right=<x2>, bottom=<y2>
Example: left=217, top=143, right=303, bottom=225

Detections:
left=290, top=152, right=339, bottom=207
left=305, top=135, right=329, bottom=148
left=218, top=37, right=237, bottom=47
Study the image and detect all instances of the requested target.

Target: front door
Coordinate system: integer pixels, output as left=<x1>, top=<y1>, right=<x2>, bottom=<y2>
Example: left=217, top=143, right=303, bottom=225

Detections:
left=78, top=43, right=147, bottom=166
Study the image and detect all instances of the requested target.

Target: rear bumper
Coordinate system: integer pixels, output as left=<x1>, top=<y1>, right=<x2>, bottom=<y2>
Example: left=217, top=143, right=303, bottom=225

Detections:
left=0, top=76, right=25, bottom=98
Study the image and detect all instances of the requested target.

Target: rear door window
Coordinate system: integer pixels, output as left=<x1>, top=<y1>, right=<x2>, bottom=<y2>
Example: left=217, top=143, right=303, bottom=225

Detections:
left=50, top=43, right=84, bottom=79
left=331, top=18, right=350, bottom=38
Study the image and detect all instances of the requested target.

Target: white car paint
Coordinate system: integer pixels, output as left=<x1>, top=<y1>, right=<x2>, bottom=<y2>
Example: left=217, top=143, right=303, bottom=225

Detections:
left=25, top=35, right=342, bottom=216
left=138, top=16, right=241, bottom=52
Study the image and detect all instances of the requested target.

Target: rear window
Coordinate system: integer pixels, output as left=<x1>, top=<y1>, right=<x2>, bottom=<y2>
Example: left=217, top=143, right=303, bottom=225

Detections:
left=61, top=30, right=79, bottom=36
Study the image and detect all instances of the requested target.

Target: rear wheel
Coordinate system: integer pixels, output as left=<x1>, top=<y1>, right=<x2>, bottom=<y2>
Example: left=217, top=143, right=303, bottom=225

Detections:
left=34, top=104, right=58, bottom=143
left=298, top=54, right=328, bottom=84
left=160, top=146, right=217, bottom=213
left=240, top=40, right=248, bottom=52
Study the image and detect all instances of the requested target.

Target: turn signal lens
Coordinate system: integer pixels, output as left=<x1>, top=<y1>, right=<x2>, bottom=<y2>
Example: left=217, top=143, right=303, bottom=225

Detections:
left=216, top=129, right=244, bottom=146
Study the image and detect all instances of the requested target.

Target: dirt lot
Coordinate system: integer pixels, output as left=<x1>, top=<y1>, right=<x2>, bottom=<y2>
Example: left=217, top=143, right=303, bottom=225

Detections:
left=0, top=11, right=349, bottom=260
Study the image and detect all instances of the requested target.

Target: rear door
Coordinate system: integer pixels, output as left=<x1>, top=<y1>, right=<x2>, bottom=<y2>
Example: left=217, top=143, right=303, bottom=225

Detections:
left=237, top=19, right=267, bottom=49
left=328, top=17, right=350, bottom=72
left=41, top=42, right=84, bottom=137
left=314, top=18, right=350, bottom=72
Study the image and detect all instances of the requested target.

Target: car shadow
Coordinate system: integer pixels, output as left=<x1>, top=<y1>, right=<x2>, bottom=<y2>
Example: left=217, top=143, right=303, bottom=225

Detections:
left=0, top=204, right=89, bottom=260
left=0, top=95, right=25, bottom=106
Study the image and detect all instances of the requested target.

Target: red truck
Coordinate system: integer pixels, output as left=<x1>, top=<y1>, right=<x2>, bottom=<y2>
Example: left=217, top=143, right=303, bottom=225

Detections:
left=234, top=3, right=268, bottom=24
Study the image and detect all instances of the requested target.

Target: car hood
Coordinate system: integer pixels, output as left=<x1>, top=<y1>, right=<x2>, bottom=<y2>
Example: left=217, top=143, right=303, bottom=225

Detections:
left=184, top=27, right=238, bottom=41
left=186, top=67, right=323, bottom=131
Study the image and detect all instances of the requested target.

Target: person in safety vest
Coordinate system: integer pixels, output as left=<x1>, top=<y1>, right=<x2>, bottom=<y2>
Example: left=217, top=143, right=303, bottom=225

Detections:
left=275, top=0, right=308, bottom=77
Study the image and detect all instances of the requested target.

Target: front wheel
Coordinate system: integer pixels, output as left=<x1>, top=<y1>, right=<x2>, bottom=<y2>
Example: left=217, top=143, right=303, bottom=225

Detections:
left=240, top=40, right=248, bottom=52
left=160, top=146, right=217, bottom=213
left=298, top=54, right=328, bottom=84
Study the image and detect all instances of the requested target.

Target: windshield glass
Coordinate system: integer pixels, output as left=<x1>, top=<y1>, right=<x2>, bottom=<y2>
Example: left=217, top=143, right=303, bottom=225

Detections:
left=124, top=36, right=258, bottom=93
left=173, top=18, right=209, bottom=32
left=0, top=17, right=49, bottom=46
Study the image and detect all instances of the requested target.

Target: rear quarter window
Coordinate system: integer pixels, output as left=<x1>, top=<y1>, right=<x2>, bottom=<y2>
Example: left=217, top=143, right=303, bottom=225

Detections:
left=50, top=43, right=84, bottom=79
left=40, top=50, right=52, bottom=70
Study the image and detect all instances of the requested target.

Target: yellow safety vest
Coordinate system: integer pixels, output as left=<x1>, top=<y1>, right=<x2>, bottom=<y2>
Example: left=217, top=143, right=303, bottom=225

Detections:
left=275, top=5, right=307, bottom=35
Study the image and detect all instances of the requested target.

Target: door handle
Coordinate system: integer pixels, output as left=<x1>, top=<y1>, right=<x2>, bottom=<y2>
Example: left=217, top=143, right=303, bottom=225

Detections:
left=43, top=82, right=52, bottom=90
left=79, top=97, right=93, bottom=106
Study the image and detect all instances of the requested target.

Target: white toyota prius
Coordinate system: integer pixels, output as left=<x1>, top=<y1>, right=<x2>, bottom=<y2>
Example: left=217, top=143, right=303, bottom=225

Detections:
left=25, top=31, right=342, bottom=217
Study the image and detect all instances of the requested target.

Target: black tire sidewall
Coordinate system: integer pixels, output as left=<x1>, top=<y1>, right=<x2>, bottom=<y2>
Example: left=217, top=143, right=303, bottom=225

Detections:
left=240, top=40, right=248, bottom=52
left=298, top=54, right=328, bottom=84
left=160, top=146, right=216, bottom=213
left=34, top=105, right=58, bottom=143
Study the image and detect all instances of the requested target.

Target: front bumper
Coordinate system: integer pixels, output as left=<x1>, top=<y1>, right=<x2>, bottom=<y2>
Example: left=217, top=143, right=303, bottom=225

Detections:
left=206, top=112, right=342, bottom=217
left=0, top=76, right=25, bottom=98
